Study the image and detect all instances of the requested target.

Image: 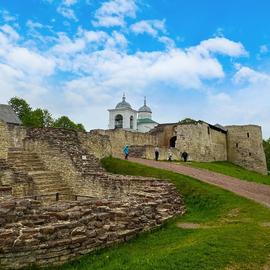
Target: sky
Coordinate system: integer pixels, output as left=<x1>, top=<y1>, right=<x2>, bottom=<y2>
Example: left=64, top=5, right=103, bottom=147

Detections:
left=0, top=0, right=270, bottom=137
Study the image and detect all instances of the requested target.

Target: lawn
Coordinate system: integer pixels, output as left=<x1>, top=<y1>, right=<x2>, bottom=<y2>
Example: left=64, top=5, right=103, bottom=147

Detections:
left=48, top=157, right=270, bottom=270
left=184, top=160, right=270, bottom=185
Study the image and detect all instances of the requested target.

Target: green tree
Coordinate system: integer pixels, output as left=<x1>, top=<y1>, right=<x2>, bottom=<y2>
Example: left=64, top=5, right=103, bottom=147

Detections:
left=42, top=109, right=54, bottom=127
left=263, top=138, right=270, bottom=171
left=8, top=97, right=85, bottom=131
left=8, top=97, right=32, bottom=125
left=53, top=116, right=85, bottom=131
left=179, top=118, right=197, bottom=124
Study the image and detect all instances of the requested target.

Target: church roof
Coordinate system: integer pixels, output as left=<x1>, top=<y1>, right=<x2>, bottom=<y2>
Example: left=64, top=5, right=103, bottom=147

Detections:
left=138, top=97, right=152, bottom=113
left=115, top=94, right=132, bottom=109
left=137, top=118, right=157, bottom=124
left=0, top=104, right=22, bottom=125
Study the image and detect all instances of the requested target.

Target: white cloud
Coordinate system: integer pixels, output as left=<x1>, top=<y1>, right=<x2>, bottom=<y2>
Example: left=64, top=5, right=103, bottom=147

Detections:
left=56, top=6, right=78, bottom=21
left=62, top=0, right=78, bottom=6
left=0, top=10, right=17, bottom=23
left=92, top=0, right=137, bottom=27
left=233, top=66, right=270, bottom=84
left=190, top=37, right=248, bottom=57
left=0, top=25, right=19, bottom=41
left=26, top=20, right=44, bottom=30
left=130, top=19, right=166, bottom=37
left=158, top=36, right=175, bottom=49
left=260, top=45, right=268, bottom=54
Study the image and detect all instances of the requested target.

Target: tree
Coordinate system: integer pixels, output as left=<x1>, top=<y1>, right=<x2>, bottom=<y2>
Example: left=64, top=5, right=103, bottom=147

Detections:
left=42, top=109, right=54, bottom=127
left=263, top=139, right=270, bottom=171
left=8, top=97, right=85, bottom=131
left=8, top=97, right=32, bottom=125
left=179, top=118, right=197, bottom=124
left=53, top=116, right=85, bottom=131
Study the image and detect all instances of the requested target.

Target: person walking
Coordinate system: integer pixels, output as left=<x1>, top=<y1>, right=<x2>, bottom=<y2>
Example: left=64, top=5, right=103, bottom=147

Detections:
left=154, top=146, right=159, bottom=161
left=123, top=145, right=129, bottom=160
left=168, top=148, right=172, bottom=162
left=181, top=151, right=188, bottom=162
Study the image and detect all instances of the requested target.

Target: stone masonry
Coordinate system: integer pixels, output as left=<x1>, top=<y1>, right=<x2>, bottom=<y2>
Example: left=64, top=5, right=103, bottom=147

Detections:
left=0, top=125, right=185, bottom=269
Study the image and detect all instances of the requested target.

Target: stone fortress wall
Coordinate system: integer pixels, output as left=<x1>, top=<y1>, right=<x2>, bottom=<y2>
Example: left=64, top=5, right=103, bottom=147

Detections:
left=0, top=124, right=184, bottom=269
left=101, top=120, right=267, bottom=175
left=226, top=125, right=267, bottom=175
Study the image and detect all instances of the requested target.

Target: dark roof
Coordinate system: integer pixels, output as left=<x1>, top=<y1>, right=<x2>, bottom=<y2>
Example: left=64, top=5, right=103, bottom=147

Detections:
left=0, top=104, right=22, bottom=125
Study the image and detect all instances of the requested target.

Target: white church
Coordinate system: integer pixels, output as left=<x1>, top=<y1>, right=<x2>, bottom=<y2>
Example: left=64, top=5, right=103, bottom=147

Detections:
left=108, top=94, right=158, bottom=133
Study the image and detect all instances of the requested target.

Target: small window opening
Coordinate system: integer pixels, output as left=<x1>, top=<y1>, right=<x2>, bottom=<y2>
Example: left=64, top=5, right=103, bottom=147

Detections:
left=247, top=132, right=250, bottom=138
left=207, top=127, right=210, bottom=135
left=236, top=143, right=239, bottom=148
left=249, top=152, right=252, bottom=156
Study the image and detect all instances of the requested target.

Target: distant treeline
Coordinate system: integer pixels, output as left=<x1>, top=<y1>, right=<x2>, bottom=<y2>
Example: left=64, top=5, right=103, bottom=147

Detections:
left=263, top=139, right=270, bottom=171
left=8, top=97, right=85, bottom=132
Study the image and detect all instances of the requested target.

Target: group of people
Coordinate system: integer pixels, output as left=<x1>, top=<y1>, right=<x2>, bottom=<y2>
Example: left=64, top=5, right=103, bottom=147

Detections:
left=155, top=147, right=188, bottom=162
left=123, top=144, right=189, bottom=162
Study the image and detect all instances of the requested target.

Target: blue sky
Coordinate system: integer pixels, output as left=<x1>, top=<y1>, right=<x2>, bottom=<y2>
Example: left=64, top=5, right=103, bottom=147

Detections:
left=0, top=0, right=270, bottom=137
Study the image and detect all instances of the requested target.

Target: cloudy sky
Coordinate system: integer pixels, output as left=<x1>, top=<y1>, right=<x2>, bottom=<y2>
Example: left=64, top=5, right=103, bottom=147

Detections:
left=0, top=0, right=270, bottom=137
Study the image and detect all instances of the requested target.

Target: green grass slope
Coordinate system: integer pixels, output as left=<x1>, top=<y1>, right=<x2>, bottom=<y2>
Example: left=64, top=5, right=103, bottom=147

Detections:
left=48, top=157, right=270, bottom=270
left=184, top=161, right=270, bottom=185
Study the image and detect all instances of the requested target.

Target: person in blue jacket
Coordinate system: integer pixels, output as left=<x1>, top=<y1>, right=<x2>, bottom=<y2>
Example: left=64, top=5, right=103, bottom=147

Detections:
left=123, top=145, right=129, bottom=160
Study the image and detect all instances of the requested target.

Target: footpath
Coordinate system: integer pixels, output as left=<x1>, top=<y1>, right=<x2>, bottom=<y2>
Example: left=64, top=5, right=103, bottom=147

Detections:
left=129, top=157, right=270, bottom=208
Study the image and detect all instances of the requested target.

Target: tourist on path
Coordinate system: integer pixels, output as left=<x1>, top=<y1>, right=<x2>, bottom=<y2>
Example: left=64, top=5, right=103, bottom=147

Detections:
left=181, top=151, right=188, bottom=162
left=168, top=148, right=172, bottom=162
left=154, top=146, right=159, bottom=161
left=123, top=145, right=129, bottom=160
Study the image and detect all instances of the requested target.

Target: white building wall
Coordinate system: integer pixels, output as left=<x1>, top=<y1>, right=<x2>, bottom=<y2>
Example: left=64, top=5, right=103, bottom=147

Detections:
left=138, top=112, right=152, bottom=119
left=108, top=109, right=138, bottom=131
left=137, top=122, right=158, bottom=133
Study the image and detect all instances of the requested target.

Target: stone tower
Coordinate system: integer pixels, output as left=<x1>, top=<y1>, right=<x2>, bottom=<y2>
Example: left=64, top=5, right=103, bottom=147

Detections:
left=226, top=125, right=267, bottom=175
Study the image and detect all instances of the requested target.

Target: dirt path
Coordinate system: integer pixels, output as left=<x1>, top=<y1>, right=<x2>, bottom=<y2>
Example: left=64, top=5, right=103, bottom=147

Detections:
left=128, top=157, right=270, bottom=208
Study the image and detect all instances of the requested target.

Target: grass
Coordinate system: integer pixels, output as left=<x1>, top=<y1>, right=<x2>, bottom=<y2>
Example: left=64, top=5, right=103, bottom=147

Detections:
left=184, top=160, right=270, bottom=185
left=48, top=157, right=270, bottom=270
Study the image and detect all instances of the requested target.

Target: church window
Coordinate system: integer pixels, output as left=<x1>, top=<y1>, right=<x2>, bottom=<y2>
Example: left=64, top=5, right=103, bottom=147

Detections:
left=208, top=127, right=210, bottom=135
left=247, top=132, right=250, bottom=138
left=130, top=116, right=134, bottom=129
left=115, top=114, right=123, bottom=128
left=236, top=143, right=239, bottom=148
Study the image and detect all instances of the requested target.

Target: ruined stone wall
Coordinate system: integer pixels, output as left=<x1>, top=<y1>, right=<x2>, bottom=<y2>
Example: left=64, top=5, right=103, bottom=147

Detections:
left=79, top=131, right=112, bottom=159
left=24, top=140, right=80, bottom=194
left=0, top=185, right=184, bottom=269
left=6, top=124, right=26, bottom=149
left=176, top=122, right=227, bottom=162
left=149, top=124, right=178, bottom=147
left=0, top=121, right=9, bottom=159
left=226, top=125, right=267, bottom=174
left=95, top=129, right=157, bottom=157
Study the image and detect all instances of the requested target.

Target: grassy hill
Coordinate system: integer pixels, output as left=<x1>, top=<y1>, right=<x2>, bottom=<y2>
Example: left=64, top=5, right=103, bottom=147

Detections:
left=49, top=157, right=270, bottom=270
left=184, top=161, right=270, bottom=185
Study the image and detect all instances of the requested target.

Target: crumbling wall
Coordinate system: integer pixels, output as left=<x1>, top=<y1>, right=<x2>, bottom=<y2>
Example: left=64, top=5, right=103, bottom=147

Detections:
left=176, top=122, right=227, bottom=162
left=0, top=185, right=184, bottom=269
left=226, top=125, right=267, bottom=174
left=149, top=124, right=178, bottom=147
left=79, top=130, right=112, bottom=159
left=6, top=124, right=26, bottom=149
left=0, top=121, right=9, bottom=159
left=95, top=129, right=157, bottom=157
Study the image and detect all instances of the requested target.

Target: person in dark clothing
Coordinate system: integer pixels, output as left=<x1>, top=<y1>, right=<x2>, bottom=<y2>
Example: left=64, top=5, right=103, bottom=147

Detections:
left=154, top=146, right=159, bottom=161
left=168, top=148, right=172, bottom=162
left=181, top=151, right=188, bottom=162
